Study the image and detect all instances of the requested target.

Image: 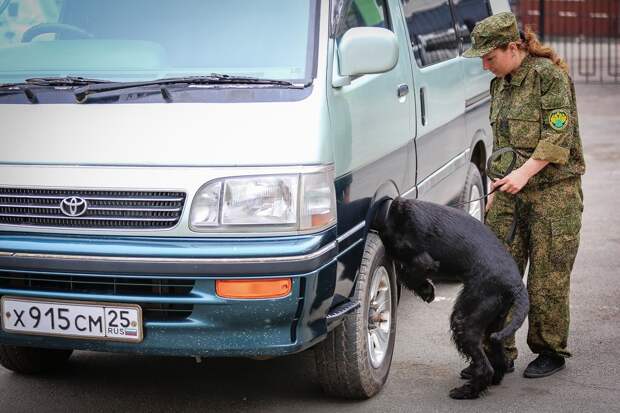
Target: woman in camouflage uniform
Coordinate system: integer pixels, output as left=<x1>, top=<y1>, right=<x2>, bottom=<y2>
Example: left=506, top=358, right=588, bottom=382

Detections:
left=463, top=12, right=585, bottom=378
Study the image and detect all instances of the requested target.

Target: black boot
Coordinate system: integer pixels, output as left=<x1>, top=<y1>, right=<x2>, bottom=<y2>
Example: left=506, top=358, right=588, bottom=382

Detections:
left=460, top=359, right=514, bottom=380
left=523, top=353, right=565, bottom=378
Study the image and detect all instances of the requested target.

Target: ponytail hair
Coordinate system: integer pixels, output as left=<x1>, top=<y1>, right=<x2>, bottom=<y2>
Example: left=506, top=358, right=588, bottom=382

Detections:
left=519, top=26, right=569, bottom=73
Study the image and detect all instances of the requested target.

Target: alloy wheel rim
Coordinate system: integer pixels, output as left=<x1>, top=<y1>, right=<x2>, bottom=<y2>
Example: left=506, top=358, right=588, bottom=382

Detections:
left=468, top=185, right=483, bottom=221
left=367, top=266, right=392, bottom=368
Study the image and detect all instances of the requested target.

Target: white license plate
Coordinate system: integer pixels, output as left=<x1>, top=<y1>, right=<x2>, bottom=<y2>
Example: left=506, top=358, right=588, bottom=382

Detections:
left=1, top=297, right=143, bottom=343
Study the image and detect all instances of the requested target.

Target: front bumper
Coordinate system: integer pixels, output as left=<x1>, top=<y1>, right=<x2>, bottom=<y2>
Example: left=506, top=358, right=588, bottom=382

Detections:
left=0, top=227, right=360, bottom=357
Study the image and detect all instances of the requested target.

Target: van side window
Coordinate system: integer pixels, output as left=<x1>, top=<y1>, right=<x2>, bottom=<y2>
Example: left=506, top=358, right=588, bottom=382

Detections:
left=336, top=0, right=391, bottom=41
left=452, top=0, right=492, bottom=53
left=402, top=0, right=459, bottom=67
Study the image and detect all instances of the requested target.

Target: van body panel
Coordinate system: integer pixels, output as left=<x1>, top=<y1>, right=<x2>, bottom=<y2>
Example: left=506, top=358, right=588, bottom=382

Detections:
left=0, top=225, right=352, bottom=357
left=326, top=0, right=418, bottom=305
left=465, top=93, right=493, bottom=172
left=410, top=57, right=468, bottom=205
left=463, top=56, right=493, bottom=104
left=329, top=0, right=415, bottom=182
left=329, top=144, right=409, bottom=304
left=0, top=96, right=332, bottom=167
left=0, top=265, right=335, bottom=357
left=399, top=0, right=495, bottom=205
left=0, top=230, right=336, bottom=265
left=463, top=43, right=494, bottom=164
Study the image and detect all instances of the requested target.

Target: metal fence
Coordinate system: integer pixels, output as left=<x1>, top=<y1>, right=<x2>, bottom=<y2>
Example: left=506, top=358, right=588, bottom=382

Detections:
left=511, top=0, right=620, bottom=83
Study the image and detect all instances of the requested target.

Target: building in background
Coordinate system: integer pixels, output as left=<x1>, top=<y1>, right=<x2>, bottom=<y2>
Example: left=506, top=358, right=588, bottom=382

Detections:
left=511, top=0, right=620, bottom=83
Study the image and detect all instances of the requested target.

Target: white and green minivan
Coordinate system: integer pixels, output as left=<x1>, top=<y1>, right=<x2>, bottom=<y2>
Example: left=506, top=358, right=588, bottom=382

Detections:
left=0, top=0, right=509, bottom=399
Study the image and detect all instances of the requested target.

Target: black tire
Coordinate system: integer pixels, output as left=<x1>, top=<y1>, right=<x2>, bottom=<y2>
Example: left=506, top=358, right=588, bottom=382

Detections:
left=458, top=162, right=485, bottom=222
left=314, top=233, right=398, bottom=399
left=0, top=345, right=73, bottom=374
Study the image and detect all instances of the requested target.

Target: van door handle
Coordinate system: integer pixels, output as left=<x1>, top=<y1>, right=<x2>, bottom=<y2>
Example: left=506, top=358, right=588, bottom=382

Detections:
left=397, top=84, right=409, bottom=98
left=420, top=87, right=427, bottom=126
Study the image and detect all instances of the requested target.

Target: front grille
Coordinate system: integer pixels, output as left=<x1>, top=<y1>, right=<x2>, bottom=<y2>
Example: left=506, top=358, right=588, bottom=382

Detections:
left=0, top=188, right=186, bottom=229
left=0, top=273, right=194, bottom=322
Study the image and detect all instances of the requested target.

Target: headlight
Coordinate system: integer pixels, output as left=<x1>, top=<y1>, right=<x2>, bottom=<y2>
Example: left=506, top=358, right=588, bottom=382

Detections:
left=221, top=175, right=298, bottom=226
left=190, top=167, right=336, bottom=233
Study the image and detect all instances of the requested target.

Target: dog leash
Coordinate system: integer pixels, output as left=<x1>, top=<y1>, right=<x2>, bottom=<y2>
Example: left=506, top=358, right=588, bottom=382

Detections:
left=451, top=147, right=521, bottom=245
left=449, top=147, right=517, bottom=208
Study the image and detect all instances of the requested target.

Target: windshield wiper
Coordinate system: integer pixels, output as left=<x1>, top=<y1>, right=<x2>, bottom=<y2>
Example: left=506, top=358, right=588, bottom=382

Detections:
left=24, top=76, right=112, bottom=87
left=0, top=77, right=112, bottom=103
left=74, top=74, right=302, bottom=103
left=0, top=76, right=111, bottom=89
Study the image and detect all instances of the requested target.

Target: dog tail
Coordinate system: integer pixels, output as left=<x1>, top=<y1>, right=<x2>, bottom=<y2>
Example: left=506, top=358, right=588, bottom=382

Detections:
left=490, top=286, right=529, bottom=342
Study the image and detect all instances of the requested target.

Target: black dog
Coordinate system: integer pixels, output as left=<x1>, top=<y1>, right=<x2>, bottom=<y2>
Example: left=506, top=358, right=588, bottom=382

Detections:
left=377, top=197, right=529, bottom=399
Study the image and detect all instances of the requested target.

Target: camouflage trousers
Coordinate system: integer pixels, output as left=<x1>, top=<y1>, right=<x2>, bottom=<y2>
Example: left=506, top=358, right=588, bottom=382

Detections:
left=486, top=177, right=583, bottom=359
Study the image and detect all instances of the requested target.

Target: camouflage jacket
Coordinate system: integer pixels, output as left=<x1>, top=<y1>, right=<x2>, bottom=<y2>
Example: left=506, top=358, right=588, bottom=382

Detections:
left=489, top=55, right=586, bottom=185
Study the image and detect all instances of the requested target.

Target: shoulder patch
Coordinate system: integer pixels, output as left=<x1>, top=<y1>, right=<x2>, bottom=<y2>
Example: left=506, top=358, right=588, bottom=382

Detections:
left=549, top=109, right=569, bottom=131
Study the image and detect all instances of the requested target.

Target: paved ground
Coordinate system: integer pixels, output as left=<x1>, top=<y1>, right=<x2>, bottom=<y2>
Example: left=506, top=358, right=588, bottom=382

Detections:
left=1, top=83, right=619, bottom=412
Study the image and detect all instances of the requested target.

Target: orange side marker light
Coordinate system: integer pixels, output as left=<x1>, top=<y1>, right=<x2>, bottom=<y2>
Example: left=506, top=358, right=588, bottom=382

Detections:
left=216, top=278, right=292, bottom=299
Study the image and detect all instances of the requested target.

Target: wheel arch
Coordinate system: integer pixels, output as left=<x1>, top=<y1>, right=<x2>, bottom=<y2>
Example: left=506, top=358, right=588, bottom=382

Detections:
left=470, top=138, right=488, bottom=193
left=366, top=179, right=399, bottom=234
left=364, top=180, right=400, bottom=301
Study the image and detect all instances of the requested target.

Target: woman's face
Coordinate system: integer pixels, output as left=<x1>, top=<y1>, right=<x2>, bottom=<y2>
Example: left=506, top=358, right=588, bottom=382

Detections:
left=482, top=45, right=517, bottom=77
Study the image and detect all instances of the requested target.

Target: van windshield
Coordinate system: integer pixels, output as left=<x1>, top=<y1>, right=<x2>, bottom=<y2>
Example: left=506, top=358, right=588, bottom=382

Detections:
left=0, top=0, right=318, bottom=84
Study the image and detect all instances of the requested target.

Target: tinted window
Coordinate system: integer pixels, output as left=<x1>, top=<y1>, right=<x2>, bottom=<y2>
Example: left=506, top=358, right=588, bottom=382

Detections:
left=402, top=0, right=459, bottom=67
left=452, top=0, right=492, bottom=52
left=336, top=0, right=390, bottom=41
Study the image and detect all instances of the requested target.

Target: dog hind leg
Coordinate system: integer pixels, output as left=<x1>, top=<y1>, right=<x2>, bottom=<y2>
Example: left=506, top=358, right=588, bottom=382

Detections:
left=486, top=304, right=512, bottom=385
left=449, top=330, right=494, bottom=399
left=449, top=291, right=498, bottom=399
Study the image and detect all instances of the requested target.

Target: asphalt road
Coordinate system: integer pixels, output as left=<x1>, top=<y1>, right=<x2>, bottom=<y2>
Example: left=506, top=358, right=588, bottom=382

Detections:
left=1, top=83, right=619, bottom=413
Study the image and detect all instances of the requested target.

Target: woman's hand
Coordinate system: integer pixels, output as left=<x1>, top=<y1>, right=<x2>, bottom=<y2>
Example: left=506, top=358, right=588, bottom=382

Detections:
left=491, top=158, right=550, bottom=195
left=491, top=168, right=531, bottom=194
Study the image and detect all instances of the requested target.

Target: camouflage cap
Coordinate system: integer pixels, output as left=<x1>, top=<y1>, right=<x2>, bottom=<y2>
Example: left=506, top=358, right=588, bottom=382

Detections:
left=463, top=12, right=520, bottom=58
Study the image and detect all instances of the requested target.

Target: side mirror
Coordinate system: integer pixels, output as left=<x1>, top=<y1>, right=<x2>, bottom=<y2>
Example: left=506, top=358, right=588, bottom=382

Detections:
left=333, top=27, right=399, bottom=87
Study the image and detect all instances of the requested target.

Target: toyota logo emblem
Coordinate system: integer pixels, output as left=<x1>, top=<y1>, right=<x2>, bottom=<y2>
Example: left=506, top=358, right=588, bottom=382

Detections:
left=60, top=197, right=88, bottom=217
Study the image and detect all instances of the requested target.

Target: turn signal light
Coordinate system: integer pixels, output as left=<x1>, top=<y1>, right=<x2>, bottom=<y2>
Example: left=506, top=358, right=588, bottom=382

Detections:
left=216, top=278, right=292, bottom=299
left=311, top=213, right=333, bottom=228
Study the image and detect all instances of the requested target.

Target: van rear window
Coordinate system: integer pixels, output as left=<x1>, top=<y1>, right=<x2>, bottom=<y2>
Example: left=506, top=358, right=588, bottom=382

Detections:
left=452, top=0, right=493, bottom=53
left=403, top=0, right=460, bottom=67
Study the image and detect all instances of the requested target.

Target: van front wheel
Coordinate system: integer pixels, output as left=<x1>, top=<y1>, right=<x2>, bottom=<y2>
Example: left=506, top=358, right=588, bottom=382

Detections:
left=0, top=345, right=73, bottom=374
left=459, top=162, right=485, bottom=222
left=314, top=233, right=397, bottom=399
